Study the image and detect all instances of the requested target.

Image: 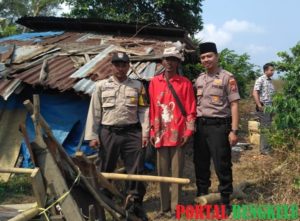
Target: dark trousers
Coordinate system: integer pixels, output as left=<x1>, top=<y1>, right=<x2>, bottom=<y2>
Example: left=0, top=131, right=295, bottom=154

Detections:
left=256, top=111, right=272, bottom=153
left=193, top=118, right=233, bottom=199
left=97, top=125, right=146, bottom=202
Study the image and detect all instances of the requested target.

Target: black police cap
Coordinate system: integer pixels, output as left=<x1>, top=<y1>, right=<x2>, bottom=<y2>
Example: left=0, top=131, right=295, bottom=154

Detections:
left=199, top=42, right=218, bottom=55
left=111, top=52, right=130, bottom=63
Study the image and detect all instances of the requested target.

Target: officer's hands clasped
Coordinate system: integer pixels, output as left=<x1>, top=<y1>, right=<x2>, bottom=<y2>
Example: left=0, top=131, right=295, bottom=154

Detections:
left=89, top=139, right=100, bottom=149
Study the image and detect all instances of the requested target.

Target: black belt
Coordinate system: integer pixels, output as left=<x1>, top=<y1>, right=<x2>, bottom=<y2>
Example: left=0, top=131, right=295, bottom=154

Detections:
left=197, top=117, right=231, bottom=125
left=101, top=123, right=141, bottom=132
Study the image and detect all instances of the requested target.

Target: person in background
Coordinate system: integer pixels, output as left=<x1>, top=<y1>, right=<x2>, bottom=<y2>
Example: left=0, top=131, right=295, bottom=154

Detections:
left=85, top=52, right=149, bottom=221
left=149, top=46, right=196, bottom=219
left=194, top=42, right=240, bottom=216
left=253, top=63, right=275, bottom=155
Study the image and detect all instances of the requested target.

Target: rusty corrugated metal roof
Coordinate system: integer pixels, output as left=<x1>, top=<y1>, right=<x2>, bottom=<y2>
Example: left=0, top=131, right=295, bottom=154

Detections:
left=13, top=55, right=77, bottom=91
left=0, top=78, right=22, bottom=100
left=0, top=25, right=193, bottom=99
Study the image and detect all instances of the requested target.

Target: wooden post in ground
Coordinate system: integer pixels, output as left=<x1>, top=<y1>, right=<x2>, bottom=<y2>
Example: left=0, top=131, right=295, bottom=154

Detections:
left=24, top=97, right=85, bottom=221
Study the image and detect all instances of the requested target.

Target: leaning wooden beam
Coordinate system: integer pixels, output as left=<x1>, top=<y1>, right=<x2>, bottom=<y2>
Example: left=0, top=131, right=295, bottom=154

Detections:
left=30, top=168, right=46, bottom=208
left=8, top=204, right=39, bottom=221
left=23, top=100, right=138, bottom=221
left=101, top=173, right=190, bottom=184
left=25, top=99, right=85, bottom=221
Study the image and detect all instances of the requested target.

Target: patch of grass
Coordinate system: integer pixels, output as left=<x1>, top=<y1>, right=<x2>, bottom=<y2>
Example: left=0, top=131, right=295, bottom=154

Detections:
left=0, top=174, right=33, bottom=204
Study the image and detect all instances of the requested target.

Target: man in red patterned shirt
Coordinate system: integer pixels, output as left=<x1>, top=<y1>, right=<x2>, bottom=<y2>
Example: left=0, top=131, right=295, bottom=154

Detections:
left=149, top=46, right=196, bottom=218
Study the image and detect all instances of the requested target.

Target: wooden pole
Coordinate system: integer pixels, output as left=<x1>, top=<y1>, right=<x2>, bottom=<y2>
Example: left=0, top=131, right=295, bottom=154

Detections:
left=101, top=173, right=190, bottom=184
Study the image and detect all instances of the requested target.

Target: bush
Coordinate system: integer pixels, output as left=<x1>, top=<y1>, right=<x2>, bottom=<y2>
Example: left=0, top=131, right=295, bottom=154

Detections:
left=267, top=42, right=300, bottom=151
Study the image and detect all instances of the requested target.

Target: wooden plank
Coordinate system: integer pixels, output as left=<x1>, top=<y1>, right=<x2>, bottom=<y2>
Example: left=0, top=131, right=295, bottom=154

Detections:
left=0, top=108, right=27, bottom=182
left=30, top=168, right=46, bottom=208
left=74, top=151, right=123, bottom=198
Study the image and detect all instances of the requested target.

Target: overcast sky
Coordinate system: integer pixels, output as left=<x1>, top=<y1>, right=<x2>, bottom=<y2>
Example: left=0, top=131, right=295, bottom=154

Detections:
left=196, top=0, right=300, bottom=70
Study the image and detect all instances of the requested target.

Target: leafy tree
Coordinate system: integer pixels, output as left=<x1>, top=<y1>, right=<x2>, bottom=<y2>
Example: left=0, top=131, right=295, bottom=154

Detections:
left=183, top=48, right=260, bottom=98
left=0, top=18, right=18, bottom=37
left=65, top=0, right=203, bottom=35
left=219, top=49, right=260, bottom=98
left=267, top=42, right=300, bottom=150
left=0, top=0, right=63, bottom=37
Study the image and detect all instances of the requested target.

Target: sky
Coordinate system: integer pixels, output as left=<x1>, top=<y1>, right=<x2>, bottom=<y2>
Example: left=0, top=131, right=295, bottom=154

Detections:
left=195, top=0, right=300, bottom=70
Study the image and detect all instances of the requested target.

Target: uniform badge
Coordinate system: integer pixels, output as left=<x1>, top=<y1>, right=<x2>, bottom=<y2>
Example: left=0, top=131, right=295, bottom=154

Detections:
left=229, top=77, right=237, bottom=92
left=213, top=79, right=222, bottom=85
left=138, top=86, right=149, bottom=106
left=212, top=96, right=220, bottom=103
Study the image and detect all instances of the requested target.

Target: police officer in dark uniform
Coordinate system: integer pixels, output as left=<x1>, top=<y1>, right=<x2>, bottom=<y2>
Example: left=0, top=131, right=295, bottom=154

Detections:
left=85, top=52, right=149, bottom=220
left=194, top=42, right=240, bottom=215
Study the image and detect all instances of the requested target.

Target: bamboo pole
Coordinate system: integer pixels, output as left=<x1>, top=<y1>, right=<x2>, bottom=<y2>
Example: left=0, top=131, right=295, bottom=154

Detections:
left=0, top=168, right=34, bottom=174
left=101, top=173, right=190, bottom=184
left=8, top=205, right=39, bottom=221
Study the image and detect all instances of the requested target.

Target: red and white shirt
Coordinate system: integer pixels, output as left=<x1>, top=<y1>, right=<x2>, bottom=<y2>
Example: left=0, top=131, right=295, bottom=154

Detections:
left=149, top=73, right=196, bottom=148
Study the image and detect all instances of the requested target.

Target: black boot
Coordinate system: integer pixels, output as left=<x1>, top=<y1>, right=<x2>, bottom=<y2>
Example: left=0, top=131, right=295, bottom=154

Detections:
left=221, top=194, right=232, bottom=217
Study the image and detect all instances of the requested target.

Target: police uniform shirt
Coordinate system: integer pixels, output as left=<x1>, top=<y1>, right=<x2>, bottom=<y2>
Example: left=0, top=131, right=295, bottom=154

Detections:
left=195, top=69, right=240, bottom=118
left=253, top=74, right=275, bottom=105
left=85, top=76, right=149, bottom=140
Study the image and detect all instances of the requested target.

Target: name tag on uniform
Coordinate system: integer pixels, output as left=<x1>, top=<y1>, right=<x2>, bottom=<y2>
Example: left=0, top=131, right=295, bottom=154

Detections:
left=197, top=89, right=203, bottom=96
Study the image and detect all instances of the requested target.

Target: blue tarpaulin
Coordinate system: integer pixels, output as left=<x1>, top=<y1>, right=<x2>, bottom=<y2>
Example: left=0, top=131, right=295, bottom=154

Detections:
left=0, top=93, right=94, bottom=168
left=0, top=31, right=64, bottom=42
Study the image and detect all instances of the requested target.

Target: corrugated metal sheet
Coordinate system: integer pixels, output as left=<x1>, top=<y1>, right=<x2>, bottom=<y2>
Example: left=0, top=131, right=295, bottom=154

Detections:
left=14, top=56, right=77, bottom=91
left=73, top=78, right=96, bottom=95
left=12, top=45, right=57, bottom=64
left=0, top=78, right=22, bottom=100
left=70, top=45, right=116, bottom=78
left=0, top=45, right=14, bottom=63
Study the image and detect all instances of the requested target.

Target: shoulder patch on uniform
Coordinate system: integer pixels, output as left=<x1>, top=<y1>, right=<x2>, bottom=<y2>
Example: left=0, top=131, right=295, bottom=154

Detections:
left=229, top=77, right=238, bottom=92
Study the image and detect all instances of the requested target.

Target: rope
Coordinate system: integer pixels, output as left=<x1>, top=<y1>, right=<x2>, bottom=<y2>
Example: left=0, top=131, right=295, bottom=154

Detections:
left=38, top=168, right=81, bottom=220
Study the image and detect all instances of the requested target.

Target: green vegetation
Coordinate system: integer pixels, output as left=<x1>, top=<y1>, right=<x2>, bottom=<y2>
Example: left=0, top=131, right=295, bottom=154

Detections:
left=65, top=0, right=203, bottom=35
left=0, top=175, right=32, bottom=203
left=267, top=42, right=300, bottom=151
left=0, top=0, right=63, bottom=37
